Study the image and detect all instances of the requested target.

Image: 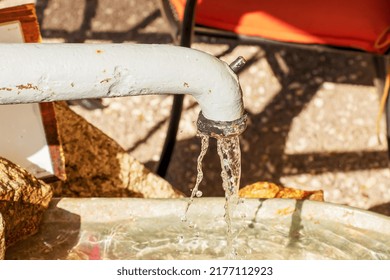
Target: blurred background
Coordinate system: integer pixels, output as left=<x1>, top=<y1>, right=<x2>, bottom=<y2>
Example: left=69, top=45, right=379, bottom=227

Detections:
left=21, top=0, right=390, bottom=213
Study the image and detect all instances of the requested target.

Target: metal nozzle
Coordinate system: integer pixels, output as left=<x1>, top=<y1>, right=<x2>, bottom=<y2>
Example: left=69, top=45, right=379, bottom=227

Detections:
left=197, top=111, right=247, bottom=138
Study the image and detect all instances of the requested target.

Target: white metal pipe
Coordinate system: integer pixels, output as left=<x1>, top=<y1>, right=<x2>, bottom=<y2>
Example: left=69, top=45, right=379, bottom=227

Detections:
left=0, top=43, right=244, bottom=122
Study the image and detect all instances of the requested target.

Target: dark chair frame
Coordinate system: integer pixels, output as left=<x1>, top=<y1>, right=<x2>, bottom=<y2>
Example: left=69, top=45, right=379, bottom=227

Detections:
left=156, top=0, right=390, bottom=177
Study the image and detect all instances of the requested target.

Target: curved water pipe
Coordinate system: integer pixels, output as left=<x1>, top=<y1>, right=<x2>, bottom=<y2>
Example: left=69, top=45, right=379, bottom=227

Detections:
left=0, top=43, right=246, bottom=136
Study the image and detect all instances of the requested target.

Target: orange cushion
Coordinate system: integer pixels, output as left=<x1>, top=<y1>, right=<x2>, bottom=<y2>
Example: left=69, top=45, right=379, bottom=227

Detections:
left=171, top=0, right=390, bottom=54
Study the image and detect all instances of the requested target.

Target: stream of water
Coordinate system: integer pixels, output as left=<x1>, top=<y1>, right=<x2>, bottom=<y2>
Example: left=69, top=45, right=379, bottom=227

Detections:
left=216, top=136, right=242, bottom=257
left=182, top=134, right=209, bottom=222
left=182, top=133, right=243, bottom=258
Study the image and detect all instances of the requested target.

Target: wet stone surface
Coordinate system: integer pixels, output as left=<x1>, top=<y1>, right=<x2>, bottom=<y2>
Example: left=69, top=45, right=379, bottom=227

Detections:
left=36, top=0, right=390, bottom=214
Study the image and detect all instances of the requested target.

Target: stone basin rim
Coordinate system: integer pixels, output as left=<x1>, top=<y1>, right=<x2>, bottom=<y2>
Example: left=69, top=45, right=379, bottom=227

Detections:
left=45, top=197, right=390, bottom=234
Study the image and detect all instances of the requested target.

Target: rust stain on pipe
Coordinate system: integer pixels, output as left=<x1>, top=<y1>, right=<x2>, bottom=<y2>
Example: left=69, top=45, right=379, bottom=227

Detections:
left=16, top=83, right=38, bottom=90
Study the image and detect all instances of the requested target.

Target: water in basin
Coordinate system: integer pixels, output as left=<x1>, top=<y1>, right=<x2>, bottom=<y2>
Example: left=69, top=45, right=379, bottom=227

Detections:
left=5, top=198, right=390, bottom=260
left=68, top=216, right=390, bottom=260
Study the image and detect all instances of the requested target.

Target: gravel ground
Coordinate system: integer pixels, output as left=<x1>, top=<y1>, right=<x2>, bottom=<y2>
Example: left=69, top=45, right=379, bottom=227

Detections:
left=35, top=0, right=390, bottom=214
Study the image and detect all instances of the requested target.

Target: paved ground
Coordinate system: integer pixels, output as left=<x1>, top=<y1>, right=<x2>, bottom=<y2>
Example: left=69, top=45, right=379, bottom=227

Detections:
left=35, top=0, right=390, bottom=214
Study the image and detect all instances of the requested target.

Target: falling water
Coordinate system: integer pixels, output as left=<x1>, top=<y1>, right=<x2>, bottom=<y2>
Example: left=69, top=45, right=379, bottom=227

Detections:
left=182, top=133, right=209, bottom=222
left=182, top=132, right=242, bottom=258
left=216, top=136, right=242, bottom=257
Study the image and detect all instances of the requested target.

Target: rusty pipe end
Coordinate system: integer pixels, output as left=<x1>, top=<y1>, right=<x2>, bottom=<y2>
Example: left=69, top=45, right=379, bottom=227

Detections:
left=197, top=111, right=247, bottom=138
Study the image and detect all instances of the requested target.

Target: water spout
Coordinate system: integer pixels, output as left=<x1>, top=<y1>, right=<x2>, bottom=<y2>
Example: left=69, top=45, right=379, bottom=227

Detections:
left=0, top=43, right=246, bottom=134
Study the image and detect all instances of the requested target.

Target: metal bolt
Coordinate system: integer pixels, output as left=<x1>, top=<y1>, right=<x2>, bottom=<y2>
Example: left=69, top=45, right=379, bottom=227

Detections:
left=229, top=56, right=246, bottom=73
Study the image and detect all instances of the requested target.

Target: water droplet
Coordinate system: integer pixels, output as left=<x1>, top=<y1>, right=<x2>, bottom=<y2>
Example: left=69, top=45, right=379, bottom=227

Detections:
left=195, top=190, right=202, bottom=197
